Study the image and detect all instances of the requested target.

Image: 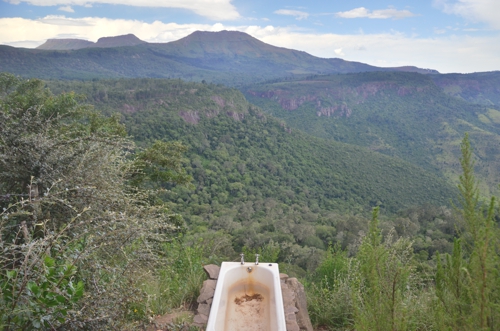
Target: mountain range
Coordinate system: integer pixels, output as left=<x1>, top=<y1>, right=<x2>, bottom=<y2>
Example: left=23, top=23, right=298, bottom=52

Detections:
left=2, top=31, right=498, bottom=104
left=1, top=31, right=438, bottom=85
left=2, top=30, right=500, bottom=200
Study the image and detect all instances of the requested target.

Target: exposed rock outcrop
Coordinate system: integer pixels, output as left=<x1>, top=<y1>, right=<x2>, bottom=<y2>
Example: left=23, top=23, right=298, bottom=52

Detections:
left=316, top=104, right=352, bottom=118
left=226, top=111, right=244, bottom=121
left=211, top=95, right=225, bottom=108
left=177, top=95, right=245, bottom=124
left=247, top=80, right=434, bottom=119
left=280, top=273, right=314, bottom=331
left=121, top=103, right=138, bottom=114
left=193, top=264, right=220, bottom=328
left=178, top=110, right=200, bottom=124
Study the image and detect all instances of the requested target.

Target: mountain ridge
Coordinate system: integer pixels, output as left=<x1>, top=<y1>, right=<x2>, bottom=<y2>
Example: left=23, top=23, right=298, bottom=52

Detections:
left=36, top=38, right=94, bottom=50
left=36, top=33, right=146, bottom=50
left=0, top=30, right=440, bottom=86
left=34, top=30, right=439, bottom=75
left=3, top=30, right=499, bottom=102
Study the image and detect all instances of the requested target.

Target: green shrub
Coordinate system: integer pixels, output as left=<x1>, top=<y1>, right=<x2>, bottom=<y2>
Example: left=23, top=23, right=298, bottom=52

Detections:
left=0, top=247, right=84, bottom=330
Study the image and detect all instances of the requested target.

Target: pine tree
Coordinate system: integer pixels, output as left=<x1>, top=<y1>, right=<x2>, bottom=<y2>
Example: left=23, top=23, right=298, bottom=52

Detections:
left=435, top=133, right=499, bottom=330
left=355, top=207, right=416, bottom=331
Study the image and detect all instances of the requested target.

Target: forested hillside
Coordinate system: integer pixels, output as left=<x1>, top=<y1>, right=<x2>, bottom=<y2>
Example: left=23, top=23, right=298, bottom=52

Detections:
left=431, top=71, right=500, bottom=106
left=46, top=78, right=459, bottom=261
left=244, top=71, right=500, bottom=197
left=47, top=78, right=459, bottom=213
left=3, top=74, right=500, bottom=331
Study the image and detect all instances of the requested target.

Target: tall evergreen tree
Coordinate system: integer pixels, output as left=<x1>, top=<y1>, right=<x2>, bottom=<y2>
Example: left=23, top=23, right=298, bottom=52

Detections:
left=435, top=133, right=499, bottom=330
left=355, top=207, right=417, bottom=331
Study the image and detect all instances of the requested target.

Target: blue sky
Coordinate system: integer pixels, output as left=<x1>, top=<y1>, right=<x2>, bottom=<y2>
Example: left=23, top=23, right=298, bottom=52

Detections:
left=1, top=0, right=499, bottom=73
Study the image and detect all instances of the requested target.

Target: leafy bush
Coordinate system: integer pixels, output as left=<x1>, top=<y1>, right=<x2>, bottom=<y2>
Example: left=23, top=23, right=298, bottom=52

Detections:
left=0, top=73, right=190, bottom=329
left=0, top=241, right=84, bottom=330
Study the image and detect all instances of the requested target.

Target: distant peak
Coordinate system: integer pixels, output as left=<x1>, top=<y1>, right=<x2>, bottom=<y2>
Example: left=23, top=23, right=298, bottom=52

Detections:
left=36, top=34, right=146, bottom=50
left=36, top=38, right=94, bottom=50
left=94, top=34, right=146, bottom=47
left=184, top=30, right=257, bottom=41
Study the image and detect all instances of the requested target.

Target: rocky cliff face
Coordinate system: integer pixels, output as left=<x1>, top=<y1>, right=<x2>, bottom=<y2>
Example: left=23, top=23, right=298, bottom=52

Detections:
left=247, top=88, right=353, bottom=117
left=178, top=94, right=247, bottom=124
left=247, top=80, right=430, bottom=118
left=431, top=72, right=500, bottom=106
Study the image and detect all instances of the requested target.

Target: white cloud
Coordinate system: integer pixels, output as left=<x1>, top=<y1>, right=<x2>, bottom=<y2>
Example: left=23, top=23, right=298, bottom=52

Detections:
left=58, top=5, right=74, bottom=12
left=336, top=7, right=415, bottom=19
left=39, top=16, right=92, bottom=26
left=274, top=9, right=309, bottom=20
left=435, top=0, right=500, bottom=29
left=3, top=0, right=240, bottom=21
left=434, top=28, right=447, bottom=34
left=259, top=31, right=500, bottom=73
left=0, top=16, right=499, bottom=73
left=0, top=16, right=242, bottom=46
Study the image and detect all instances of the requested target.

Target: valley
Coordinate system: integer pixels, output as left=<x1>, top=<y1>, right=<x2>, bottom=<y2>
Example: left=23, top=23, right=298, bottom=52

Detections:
left=1, top=30, right=500, bottom=331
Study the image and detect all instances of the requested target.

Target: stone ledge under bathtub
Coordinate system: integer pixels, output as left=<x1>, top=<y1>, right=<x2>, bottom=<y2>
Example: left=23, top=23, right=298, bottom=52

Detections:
left=203, top=264, right=220, bottom=280
left=284, top=276, right=313, bottom=331
left=193, top=265, right=220, bottom=328
left=193, top=265, right=313, bottom=331
left=196, top=279, right=217, bottom=304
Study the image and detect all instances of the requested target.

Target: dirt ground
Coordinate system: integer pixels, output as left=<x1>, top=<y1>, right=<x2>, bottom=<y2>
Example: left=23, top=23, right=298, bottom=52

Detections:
left=147, top=309, right=327, bottom=331
left=146, top=310, right=196, bottom=331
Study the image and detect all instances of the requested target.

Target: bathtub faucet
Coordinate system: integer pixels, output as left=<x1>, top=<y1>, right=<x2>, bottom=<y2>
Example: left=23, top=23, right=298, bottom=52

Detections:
left=240, top=253, right=245, bottom=265
left=255, top=254, right=260, bottom=265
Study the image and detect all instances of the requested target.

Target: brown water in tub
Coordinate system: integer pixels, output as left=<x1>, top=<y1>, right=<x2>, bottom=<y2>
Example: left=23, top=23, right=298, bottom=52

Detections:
left=223, top=278, right=272, bottom=331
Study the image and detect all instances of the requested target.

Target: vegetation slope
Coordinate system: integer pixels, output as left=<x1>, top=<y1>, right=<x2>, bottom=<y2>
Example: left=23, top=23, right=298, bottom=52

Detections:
left=46, top=78, right=458, bottom=262
left=3, top=74, right=499, bottom=331
left=243, top=71, right=500, bottom=197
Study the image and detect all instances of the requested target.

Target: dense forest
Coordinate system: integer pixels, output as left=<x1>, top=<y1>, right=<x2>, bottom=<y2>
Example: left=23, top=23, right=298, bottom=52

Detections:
left=1, top=74, right=500, bottom=330
left=46, top=78, right=460, bottom=260
left=244, top=72, right=500, bottom=197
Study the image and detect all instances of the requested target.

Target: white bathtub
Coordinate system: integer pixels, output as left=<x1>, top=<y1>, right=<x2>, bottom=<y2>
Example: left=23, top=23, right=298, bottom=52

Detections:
left=206, top=262, right=286, bottom=331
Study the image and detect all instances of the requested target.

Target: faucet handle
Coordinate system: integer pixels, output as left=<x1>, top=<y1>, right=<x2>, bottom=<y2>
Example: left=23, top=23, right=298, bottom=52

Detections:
left=255, top=254, right=260, bottom=265
left=240, top=253, right=245, bottom=265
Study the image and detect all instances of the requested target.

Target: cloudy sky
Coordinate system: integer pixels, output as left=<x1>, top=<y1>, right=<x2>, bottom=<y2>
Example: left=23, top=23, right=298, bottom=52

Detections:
left=1, top=0, right=499, bottom=73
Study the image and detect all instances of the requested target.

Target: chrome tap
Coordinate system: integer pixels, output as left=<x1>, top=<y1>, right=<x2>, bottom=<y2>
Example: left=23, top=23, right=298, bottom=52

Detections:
left=240, top=253, right=245, bottom=265
left=255, top=254, right=260, bottom=265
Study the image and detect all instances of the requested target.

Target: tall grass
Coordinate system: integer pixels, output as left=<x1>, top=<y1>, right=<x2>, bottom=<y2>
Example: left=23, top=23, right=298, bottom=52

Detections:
left=142, top=240, right=206, bottom=316
left=306, top=244, right=357, bottom=330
